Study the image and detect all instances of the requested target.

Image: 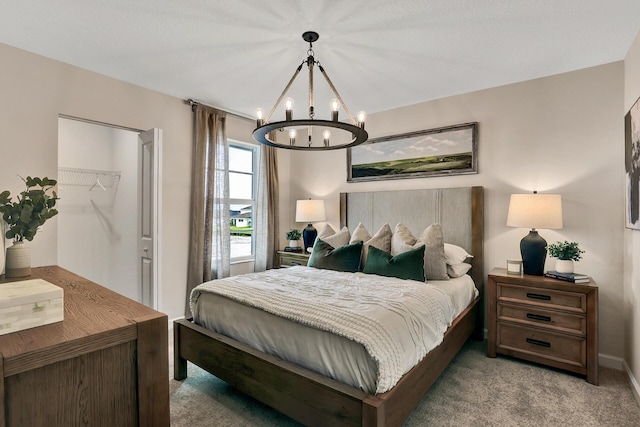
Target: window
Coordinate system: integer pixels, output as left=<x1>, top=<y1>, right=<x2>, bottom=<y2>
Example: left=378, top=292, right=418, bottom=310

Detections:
left=229, top=140, right=259, bottom=261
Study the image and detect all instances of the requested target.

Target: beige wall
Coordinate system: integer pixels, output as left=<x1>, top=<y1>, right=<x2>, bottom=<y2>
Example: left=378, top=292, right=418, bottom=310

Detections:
left=0, top=42, right=195, bottom=319
left=624, top=30, right=640, bottom=399
left=285, top=62, right=626, bottom=361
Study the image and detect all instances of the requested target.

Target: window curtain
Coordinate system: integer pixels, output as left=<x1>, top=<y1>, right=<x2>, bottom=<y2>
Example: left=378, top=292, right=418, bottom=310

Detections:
left=185, top=104, right=230, bottom=316
left=255, top=140, right=279, bottom=271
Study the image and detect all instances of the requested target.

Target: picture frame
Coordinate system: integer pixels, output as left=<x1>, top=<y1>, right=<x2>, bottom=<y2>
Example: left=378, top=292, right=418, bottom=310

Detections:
left=625, top=95, right=640, bottom=230
left=347, top=122, right=478, bottom=182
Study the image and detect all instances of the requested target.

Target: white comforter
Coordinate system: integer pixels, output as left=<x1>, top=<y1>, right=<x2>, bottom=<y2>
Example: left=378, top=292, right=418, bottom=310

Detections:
left=191, top=266, right=456, bottom=393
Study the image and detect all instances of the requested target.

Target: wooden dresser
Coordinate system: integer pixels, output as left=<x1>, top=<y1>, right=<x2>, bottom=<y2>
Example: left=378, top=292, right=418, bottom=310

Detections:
left=487, top=268, right=598, bottom=385
left=0, top=266, right=170, bottom=426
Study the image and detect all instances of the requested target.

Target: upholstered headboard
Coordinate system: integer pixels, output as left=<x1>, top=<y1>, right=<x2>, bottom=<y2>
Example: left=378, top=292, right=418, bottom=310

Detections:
left=340, top=186, right=484, bottom=289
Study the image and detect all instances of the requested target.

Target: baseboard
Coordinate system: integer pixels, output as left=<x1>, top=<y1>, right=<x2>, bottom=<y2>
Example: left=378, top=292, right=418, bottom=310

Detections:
left=168, top=315, right=186, bottom=333
left=607, top=356, right=640, bottom=407
left=599, top=353, right=624, bottom=370
left=169, top=315, right=186, bottom=324
left=623, top=360, right=640, bottom=407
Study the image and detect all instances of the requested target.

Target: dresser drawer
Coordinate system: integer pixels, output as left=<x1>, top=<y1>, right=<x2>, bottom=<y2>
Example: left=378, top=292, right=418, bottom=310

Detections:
left=497, top=283, right=586, bottom=313
left=498, top=303, right=586, bottom=336
left=497, top=323, right=586, bottom=368
left=279, top=253, right=309, bottom=267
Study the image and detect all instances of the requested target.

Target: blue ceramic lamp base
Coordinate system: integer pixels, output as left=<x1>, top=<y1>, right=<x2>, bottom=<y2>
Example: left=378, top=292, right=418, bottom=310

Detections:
left=520, top=229, right=547, bottom=276
left=302, top=223, right=317, bottom=252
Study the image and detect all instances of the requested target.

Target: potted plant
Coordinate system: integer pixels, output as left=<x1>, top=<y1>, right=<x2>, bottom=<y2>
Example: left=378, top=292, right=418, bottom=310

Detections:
left=547, top=240, right=584, bottom=273
left=286, top=229, right=302, bottom=248
left=0, top=176, right=59, bottom=277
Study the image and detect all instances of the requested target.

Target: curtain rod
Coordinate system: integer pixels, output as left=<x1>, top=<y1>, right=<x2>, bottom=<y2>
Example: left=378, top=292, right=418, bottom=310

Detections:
left=184, top=99, right=251, bottom=121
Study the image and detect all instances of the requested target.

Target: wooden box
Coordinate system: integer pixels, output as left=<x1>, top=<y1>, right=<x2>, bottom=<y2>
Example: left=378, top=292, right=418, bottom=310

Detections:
left=0, top=278, right=64, bottom=335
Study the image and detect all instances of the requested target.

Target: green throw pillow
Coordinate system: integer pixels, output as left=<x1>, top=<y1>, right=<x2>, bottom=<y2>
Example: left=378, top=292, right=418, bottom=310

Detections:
left=363, top=245, right=425, bottom=281
left=308, top=239, right=363, bottom=273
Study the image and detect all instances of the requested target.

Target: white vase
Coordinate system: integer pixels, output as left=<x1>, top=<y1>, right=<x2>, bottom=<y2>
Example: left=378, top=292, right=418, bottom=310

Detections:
left=555, top=259, right=574, bottom=274
left=289, top=240, right=299, bottom=248
left=5, top=241, right=31, bottom=278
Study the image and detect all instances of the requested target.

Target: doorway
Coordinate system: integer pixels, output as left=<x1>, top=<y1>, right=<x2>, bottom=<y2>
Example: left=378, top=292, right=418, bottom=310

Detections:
left=57, top=117, right=161, bottom=308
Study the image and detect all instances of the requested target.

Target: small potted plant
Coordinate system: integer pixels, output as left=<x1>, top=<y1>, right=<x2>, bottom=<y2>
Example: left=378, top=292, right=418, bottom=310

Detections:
left=286, top=228, right=302, bottom=248
left=0, top=176, right=59, bottom=277
left=547, top=240, right=584, bottom=273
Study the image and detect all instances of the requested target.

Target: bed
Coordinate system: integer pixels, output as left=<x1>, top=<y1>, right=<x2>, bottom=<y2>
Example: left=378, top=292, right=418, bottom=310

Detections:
left=174, top=186, right=484, bottom=427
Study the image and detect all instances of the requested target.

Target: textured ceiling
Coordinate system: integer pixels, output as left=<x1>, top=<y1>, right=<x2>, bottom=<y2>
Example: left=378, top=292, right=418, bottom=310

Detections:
left=1, top=0, right=640, bottom=120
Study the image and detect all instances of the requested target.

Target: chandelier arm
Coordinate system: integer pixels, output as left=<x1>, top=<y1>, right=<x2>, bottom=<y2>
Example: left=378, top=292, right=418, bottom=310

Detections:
left=308, top=58, right=314, bottom=118
left=265, top=62, right=304, bottom=123
left=318, top=65, right=358, bottom=125
left=308, top=57, right=314, bottom=145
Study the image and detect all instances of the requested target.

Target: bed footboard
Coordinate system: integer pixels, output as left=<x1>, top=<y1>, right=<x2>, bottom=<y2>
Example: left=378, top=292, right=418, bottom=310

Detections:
left=174, top=318, right=370, bottom=426
left=173, top=296, right=479, bottom=427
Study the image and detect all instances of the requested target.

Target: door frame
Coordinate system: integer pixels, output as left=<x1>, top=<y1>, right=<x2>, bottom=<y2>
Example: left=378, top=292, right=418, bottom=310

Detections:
left=58, top=115, right=162, bottom=309
left=138, top=128, right=163, bottom=310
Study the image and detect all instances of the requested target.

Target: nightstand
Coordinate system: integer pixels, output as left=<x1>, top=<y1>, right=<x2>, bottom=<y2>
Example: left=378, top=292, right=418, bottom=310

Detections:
left=276, top=250, right=310, bottom=268
left=487, top=268, right=599, bottom=385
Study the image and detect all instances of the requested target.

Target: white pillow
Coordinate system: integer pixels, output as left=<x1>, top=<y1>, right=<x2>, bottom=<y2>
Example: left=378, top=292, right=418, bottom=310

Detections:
left=350, top=223, right=392, bottom=268
left=447, top=262, right=472, bottom=278
left=317, top=224, right=336, bottom=240
left=320, top=226, right=350, bottom=249
left=391, top=223, right=419, bottom=254
left=444, top=243, right=473, bottom=265
left=418, top=224, right=448, bottom=281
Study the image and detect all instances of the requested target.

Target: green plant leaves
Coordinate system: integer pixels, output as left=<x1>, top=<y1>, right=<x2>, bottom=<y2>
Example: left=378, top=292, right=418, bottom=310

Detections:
left=0, top=176, right=60, bottom=242
left=547, top=240, right=584, bottom=261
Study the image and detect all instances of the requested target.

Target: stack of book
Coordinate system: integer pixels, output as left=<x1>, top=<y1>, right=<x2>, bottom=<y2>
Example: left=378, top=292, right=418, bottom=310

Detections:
left=544, top=271, right=590, bottom=283
left=284, top=246, right=303, bottom=253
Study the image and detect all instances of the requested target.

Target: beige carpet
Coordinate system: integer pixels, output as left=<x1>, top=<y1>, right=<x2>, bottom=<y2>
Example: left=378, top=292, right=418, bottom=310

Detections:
left=169, top=338, right=640, bottom=426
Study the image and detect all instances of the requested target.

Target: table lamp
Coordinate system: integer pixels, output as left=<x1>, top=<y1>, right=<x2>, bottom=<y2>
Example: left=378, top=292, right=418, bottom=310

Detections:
left=506, top=192, right=563, bottom=275
left=295, top=199, right=326, bottom=252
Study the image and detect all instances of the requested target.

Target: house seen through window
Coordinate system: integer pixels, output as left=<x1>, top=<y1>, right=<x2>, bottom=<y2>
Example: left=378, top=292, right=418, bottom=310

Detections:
left=229, top=141, right=258, bottom=261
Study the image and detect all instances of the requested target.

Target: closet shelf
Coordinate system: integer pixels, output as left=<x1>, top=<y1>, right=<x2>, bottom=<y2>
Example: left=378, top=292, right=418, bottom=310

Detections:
left=58, top=167, right=121, bottom=191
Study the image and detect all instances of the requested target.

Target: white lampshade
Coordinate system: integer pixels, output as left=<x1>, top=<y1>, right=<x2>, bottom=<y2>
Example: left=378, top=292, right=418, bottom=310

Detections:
left=506, top=193, right=563, bottom=230
left=295, top=199, right=326, bottom=223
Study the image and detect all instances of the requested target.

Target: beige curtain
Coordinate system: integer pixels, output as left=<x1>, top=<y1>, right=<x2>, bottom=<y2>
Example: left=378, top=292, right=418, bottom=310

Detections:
left=185, top=104, right=229, bottom=316
left=255, top=140, right=279, bottom=271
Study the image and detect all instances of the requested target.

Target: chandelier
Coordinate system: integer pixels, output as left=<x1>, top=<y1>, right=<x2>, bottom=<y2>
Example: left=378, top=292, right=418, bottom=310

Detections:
left=252, top=31, right=368, bottom=150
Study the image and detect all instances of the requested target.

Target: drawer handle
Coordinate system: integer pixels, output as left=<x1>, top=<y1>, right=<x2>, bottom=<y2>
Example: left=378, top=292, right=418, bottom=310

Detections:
left=526, top=338, right=551, bottom=348
left=291, top=262, right=301, bottom=266
left=526, top=313, right=551, bottom=322
left=526, top=293, right=551, bottom=301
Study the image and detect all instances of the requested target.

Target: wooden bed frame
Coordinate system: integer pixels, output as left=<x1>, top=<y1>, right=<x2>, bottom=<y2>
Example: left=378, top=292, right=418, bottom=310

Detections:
left=174, top=186, right=484, bottom=427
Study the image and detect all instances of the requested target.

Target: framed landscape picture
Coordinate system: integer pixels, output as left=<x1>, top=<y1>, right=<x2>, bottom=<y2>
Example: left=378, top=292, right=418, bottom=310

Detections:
left=625, top=96, right=640, bottom=230
left=347, top=122, right=478, bottom=182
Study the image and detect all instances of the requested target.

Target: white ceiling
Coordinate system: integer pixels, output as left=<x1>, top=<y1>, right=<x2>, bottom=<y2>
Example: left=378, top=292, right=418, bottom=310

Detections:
left=2, top=0, right=640, bottom=120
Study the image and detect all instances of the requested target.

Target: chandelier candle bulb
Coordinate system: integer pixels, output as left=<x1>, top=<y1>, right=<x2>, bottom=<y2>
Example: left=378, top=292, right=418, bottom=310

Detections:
left=323, top=130, right=331, bottom=146
left=285, top=98, right=294, bottom=121
left=255, top=108, right=265, bottom=127
left=330, top=99, right=339, bottom=121
left=289, top=128, right=297, bottom=146
left=357, top=111, right=367, bottom=129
